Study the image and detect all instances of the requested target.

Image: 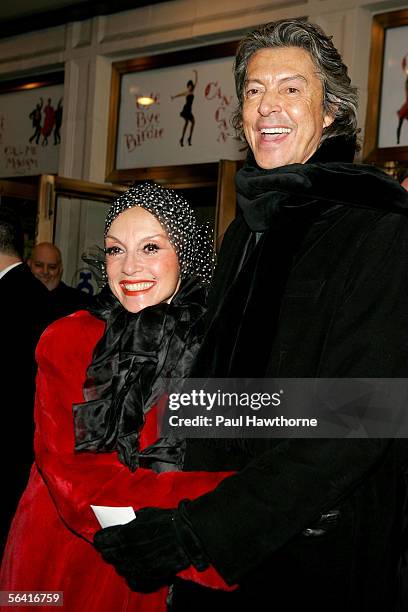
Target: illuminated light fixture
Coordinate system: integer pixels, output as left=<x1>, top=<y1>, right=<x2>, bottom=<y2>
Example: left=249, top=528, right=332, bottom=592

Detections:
left=21, top=82, right=44, bottom=90
left=136, top=96, right=155, bottom=107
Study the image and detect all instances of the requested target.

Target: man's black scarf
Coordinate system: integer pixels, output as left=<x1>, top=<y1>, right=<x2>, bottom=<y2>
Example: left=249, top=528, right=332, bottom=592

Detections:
left=191, top=137, right=408, bottom=379
left=73, top=277, right=206, bottom=471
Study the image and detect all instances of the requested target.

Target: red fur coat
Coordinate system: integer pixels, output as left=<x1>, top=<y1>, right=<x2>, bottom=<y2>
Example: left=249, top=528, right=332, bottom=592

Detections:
left=0, top=311, right=232, bottom=611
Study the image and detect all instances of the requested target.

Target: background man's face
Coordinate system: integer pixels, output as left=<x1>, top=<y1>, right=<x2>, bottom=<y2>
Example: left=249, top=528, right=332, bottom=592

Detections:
left=29, top=244, right=62, bottom=291
left=242, top=46, right=334, bottom=169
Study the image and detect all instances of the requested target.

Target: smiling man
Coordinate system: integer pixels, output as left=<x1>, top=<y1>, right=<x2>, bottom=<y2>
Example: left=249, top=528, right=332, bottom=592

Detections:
left=94, top=19, right=408, bottom=612
left=28, top=242, right=90, bottom=319
left=242, top=46, right=334, bottom=169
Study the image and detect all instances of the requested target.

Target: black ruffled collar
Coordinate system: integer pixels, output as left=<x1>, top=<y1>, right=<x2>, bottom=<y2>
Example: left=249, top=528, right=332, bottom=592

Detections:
left=73, top=276, right=207, bottom=471
left=236, top=137, right=408, bottom=232
left=190, top=136, right=408, bottom=384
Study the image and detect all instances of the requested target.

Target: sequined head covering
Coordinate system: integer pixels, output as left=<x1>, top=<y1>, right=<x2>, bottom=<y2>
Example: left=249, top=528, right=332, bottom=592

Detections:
left=104, top=182, right=213, bottom=285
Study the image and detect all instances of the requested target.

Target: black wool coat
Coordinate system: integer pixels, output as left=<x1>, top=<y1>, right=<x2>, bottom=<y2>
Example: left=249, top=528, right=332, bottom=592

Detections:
left=171, top=159, right=408, bottom=612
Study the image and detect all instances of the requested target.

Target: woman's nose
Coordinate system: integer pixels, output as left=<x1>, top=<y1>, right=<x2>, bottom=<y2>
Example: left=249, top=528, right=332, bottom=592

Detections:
left=122, top=251, right=144, bottom=275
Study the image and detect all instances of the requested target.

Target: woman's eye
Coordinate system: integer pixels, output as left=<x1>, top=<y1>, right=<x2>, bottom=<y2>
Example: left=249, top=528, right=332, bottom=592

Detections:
left=246, top=88, right=259, bottom=98
left=105, top=246, right=123, bottom=256
left=286, top=87, right=300, bottom=94
left=143, top=242, right=160, bottom=254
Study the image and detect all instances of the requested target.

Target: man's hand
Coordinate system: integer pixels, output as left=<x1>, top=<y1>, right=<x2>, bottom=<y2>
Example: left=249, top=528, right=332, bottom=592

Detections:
left=94, top=504, right=209, bottom=593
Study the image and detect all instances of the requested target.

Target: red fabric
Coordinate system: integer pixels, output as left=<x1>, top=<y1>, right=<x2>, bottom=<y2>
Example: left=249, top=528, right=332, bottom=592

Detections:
left=0, top=311, right=234, bottom=611
left=398, top=98, right=408, bottom=120
left=41, top=105, right=55, bottom=137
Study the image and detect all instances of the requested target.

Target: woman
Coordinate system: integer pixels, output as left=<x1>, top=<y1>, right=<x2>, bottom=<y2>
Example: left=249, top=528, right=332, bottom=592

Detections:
left=396, top=54, right=408, bottom=145
left=171, top=69, right=197, bottom=147
left=0, top=183, right=232, bottom=611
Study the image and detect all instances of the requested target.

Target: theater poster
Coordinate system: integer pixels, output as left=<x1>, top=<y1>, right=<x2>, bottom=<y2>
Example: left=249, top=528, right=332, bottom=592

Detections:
left=106, top=41, right=246, bottom=184
left=0, top=79, right=64, bottom=177
left=364, top=9, right=408, bottom=162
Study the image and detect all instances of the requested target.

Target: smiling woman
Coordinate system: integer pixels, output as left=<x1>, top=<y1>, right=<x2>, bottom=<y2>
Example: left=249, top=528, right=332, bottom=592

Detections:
left=105, top=207, right=180, bottom=312
left=73, top=182, right=215, bottom=469
left=105, top=206, right=181, bottom=313
left=0, top=182, right=233, bottom=611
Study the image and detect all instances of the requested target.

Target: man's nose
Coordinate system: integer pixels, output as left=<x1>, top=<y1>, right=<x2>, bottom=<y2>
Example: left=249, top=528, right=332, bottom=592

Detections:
left=258, top=89, right=282, bottom=116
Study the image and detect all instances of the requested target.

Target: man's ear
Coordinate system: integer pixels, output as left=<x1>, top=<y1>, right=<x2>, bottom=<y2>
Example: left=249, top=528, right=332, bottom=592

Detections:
left=323, top=112, right=335, bottom=129
left=323, top=98, right=339, bottom=129
left=27, top=258, right=32, bottom=269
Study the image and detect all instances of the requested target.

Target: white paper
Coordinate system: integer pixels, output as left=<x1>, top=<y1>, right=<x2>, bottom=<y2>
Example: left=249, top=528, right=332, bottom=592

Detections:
left=91, top=505, right=136, bottom=528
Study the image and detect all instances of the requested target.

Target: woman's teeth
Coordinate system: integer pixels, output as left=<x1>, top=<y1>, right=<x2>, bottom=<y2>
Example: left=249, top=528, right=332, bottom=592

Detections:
left=122, top=281, right=154, bottom=291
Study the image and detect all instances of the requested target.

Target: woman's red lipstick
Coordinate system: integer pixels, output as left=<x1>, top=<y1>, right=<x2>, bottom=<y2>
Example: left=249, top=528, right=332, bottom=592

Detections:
left=119, top=280, right=155, bottom=296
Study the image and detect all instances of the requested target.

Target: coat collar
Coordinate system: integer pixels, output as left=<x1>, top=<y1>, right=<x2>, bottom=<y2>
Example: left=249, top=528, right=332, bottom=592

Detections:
left=236, top=136, right=408, bottom=232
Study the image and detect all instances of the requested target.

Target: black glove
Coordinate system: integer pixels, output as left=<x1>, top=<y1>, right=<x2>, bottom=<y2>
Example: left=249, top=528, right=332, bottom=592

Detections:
left=93, top=502, right=209, bottom=593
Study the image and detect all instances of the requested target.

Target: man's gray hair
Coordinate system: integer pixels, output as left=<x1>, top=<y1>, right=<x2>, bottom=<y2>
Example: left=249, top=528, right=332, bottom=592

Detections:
left=232, top=19, right=359, bottom=144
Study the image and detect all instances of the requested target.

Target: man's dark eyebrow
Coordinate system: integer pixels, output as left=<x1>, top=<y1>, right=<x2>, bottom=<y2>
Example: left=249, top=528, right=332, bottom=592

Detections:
left=245, top=77, right=263, bottom=84
left=278, top=74, right=308, bottom=84
left=245, top=73, right=308, bottom=86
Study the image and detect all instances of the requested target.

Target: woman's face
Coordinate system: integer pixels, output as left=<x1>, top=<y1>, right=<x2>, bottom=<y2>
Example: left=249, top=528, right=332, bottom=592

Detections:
left=105, top=206, right=180, bottom=313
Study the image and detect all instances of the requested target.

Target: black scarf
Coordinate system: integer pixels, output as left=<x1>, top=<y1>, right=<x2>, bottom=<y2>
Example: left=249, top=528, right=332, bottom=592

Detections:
left=191, top=137, right=408, bottom=379
left=73, top=277, right=207, bottom=471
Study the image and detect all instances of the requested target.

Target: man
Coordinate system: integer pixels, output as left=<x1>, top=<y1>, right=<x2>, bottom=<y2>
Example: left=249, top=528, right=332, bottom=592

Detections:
left=28, top=242, right=90, bottom=319
left=0, top=209, right=53, bottom=552
left=94, top=20, right=408, bottom=611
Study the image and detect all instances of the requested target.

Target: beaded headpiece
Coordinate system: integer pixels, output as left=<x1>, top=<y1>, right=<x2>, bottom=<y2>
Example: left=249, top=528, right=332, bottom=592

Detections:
left=104, top=182, right=214, bottom=285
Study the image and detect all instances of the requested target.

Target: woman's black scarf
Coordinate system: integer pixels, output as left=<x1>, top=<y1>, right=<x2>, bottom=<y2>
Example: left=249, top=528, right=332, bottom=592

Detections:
left=73, top=277, right=206, bottom=471
left=191, top=136, right=408, bottom=379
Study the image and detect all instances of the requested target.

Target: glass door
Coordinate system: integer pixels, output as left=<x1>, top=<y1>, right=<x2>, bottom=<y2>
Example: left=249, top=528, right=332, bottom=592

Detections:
left=36, top=164, right=239, bottom=294
left=37, top=176, right=126, bottom=295
left=0, top=178, right=38, bottom=259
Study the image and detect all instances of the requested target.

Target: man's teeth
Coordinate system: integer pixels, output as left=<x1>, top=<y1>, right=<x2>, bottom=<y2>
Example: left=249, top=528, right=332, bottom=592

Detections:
left=260, top=128, right=291, bottom=134
left=123, top=282, right=154, bottom=291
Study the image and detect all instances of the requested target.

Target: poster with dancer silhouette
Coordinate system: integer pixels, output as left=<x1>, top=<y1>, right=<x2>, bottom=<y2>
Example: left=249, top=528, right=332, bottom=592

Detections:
left=0, top=83, right=63, bottom=177
left=377, top=24, right=408, bottom=148
left=115, top=55, right=245, bottom=170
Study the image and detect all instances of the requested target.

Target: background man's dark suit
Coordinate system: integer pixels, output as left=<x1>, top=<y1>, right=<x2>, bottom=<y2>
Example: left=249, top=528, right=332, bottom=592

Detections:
left=0, top=263, right=54, bottom=552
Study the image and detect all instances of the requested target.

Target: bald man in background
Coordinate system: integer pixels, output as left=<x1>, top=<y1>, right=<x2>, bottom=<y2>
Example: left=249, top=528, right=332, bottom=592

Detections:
left=28, top=242, right=91, bottom=320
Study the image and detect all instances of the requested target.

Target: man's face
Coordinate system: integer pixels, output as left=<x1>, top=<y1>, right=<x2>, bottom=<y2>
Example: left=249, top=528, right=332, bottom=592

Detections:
left=29, top=244, right=62, bottom=291
left=242, top=46, right=334, bottom=169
